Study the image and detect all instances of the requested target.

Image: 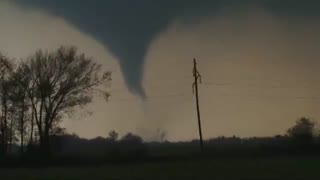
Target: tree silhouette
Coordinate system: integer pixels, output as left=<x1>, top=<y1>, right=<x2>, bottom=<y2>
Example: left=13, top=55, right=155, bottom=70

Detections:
left=108, top=130, right=119, bottom=142
left=0, top=54, right=15, bottom=157
left=7, top=66, right=30, bottom=154
left=287, top=117, right=316, bottom=145
left=1, top=46, right=111, bottom=157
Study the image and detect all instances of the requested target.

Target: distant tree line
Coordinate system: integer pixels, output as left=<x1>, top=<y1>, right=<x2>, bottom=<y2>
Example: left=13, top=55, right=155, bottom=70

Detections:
left=49, top=117, right=320, bottom=160
left=0, top=46, right=111, bottom=158
left=50, top=131, right=147, bottom=161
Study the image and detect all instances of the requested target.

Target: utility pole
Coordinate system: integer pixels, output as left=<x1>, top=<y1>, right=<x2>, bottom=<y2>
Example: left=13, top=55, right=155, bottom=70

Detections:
left=192, top=58, right=204, bottom=153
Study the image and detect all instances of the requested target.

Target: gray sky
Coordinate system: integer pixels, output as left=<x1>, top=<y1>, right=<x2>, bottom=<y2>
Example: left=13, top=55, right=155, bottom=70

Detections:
left=1, top=1, right=320, bottom=141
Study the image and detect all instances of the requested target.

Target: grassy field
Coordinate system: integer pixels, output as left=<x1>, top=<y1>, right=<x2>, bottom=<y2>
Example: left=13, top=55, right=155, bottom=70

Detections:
left=1, top=157, right=320, bottom=180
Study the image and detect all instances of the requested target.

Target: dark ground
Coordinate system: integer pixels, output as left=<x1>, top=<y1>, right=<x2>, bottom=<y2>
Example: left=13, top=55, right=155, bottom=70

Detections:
left=1, top=156, right=320, bottom=180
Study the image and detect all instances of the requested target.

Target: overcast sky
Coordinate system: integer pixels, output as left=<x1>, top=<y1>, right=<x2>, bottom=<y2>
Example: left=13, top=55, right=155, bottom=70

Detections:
left=1, top=1, right=320, bottom=141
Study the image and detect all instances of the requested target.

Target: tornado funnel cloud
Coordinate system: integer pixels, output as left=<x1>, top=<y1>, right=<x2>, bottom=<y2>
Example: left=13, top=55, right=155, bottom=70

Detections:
left=12, top=0, right=320, bottom=98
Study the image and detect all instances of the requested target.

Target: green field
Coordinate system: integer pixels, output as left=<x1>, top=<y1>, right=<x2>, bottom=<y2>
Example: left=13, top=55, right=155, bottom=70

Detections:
left=1, top=157, right=320, bottom=180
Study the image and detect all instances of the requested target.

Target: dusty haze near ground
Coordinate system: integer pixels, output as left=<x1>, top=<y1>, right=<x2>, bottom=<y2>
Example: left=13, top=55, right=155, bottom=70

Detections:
left=1, top=1, right=320, bottom=141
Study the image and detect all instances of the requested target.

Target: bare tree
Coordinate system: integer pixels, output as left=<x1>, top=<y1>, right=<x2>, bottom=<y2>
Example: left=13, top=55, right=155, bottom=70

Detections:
left=1, top=46, right=111, bottom=157
left=9, top=68, right=29, bottom=154
left=0, top=54, right=17, bottom=156
left=17, top=46, right=111, bottom=156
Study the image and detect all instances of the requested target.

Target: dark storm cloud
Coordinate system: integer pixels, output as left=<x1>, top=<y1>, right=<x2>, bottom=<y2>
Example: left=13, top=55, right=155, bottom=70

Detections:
left=13, top=0, right=320, bottom=98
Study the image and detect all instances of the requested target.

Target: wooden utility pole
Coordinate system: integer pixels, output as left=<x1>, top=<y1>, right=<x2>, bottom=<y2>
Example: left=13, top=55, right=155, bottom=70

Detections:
left=192, top=58, right=204, bottom=153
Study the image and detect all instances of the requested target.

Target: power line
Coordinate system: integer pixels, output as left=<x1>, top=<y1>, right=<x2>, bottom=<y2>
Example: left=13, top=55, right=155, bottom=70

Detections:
left=199, top=92, right=320, bottom=102
left=106, top=77, right=320, bottom=104
left=109, top=93, right=189, bottom=102
left=202, top=81, right=318, bottom=89
left=107, top=87, right=320, bottom=103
